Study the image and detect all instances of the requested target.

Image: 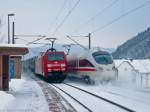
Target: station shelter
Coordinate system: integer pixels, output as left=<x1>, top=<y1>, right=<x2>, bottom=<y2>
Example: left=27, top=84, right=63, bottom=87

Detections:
left=0, top=44, right=28, bottom=91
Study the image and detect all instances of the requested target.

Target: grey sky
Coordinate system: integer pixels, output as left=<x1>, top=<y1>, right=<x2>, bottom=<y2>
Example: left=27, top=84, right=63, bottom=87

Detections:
left=0, top=0, right=150, bottom=48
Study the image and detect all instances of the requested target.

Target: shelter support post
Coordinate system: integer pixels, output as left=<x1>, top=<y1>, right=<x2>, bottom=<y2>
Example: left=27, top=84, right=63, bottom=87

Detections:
left=0, top=55, right=3, bottom=90
left=2, top=55, right=9, bottom=91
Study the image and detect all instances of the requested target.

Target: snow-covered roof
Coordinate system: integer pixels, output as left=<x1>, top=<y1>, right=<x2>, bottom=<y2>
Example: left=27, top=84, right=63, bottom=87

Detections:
left=131, top=60, right=150, bottom=73
left=114, top=59, right=130, bottom=67
left=117, top=61, right=135, bottom=70
left=115, top=59, right=150, bottom=73
left=0, top=44, right=28, bottom=48
left=0, top=44, right=28, bottom=55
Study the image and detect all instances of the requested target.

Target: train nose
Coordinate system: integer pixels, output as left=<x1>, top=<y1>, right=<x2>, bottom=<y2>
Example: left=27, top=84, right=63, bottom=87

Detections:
left=98, top=65, right=114, bottom=72
left=47, top=63, right=66, bottom=72
left=96, top=65, right=118, bottom=81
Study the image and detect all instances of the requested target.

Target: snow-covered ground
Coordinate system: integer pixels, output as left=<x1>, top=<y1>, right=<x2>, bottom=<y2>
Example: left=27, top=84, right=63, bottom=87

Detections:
left=57, top=81, right=150, bottom=112
left=0, top=91, right=14, bottom=111
left=0, top=75, right=49, bottom=112
left=52, top=59, right=150, bottom=112
left=1, top=59, right=150, bottom=112
left=53, top=83, right=128, bottom=112
left=114, top=59, right=150, bottom=88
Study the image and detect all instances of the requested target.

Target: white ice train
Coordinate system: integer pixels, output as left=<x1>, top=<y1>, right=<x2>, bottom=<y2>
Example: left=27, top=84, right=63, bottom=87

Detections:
left=67, top=49, right=118, bottom=83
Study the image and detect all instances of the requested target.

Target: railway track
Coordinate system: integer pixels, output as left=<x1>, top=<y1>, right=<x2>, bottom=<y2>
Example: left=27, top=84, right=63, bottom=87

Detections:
left=51, top=84, right=93, bottom=112
left=30, top=74, right=77, bottom=112
left=97, top=84, right=150, bottom=105
left=51, top=83, right=136, bottom=112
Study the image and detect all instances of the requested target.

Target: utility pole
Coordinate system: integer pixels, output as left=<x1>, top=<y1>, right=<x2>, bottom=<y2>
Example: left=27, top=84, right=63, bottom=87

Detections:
left=12, top=22, right=15, bottom=44
left=66, top=35, right=87, bottom=50
left=88, top=33, right=91, bottom=49
left=8, top=16, right=10, bottom=44
left=8, top=13, right=15, bottom=44
left=66, top=34, right=91, bottom=50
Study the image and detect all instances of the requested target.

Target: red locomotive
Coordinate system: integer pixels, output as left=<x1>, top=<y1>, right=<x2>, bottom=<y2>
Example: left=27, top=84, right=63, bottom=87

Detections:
left=35, top=49, right=68, bottom=82
left=34, top=38, right=68, bottom=82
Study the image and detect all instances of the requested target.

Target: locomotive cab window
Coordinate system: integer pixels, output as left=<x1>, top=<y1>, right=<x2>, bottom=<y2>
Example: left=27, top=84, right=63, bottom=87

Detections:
left=92, top=51, right=113, bottom=64
left=48, top=53, right=64, bottom=61
left=79, top=59, right=94, bottom=67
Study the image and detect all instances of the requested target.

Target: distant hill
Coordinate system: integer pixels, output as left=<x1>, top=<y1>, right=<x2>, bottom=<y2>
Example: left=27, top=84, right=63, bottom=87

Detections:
left=112, top=27, right=150, bottom=59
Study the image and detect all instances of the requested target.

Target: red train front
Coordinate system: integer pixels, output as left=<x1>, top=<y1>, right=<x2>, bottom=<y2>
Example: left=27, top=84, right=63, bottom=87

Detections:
left=35, top=51, right=67, bottom=82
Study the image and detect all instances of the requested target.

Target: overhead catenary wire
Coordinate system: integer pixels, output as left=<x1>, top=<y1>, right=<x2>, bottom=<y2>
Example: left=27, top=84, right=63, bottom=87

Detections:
left=22, top=1, right=150, bottom=48
left=14, top=34, right=46, bottom=37
left=19, top=0, right=80, bottom=46
left=22, top=0, right=118, bottom=46
left=91, top=0, right=150, bottom=34
left=49, top=0, right=68, bottom=33
left=66, top=35, right=88, bottom=50
left=14, top=34, right=46, bottom=45
left=71, top=0, right=120, bottom=34
left=26, top=36, right=46, bottom=45
left=29, top=44, right=51, bottom=55
left=23, top=1, right=68, bottom=45
left=52, top=0, right=81, bottom=35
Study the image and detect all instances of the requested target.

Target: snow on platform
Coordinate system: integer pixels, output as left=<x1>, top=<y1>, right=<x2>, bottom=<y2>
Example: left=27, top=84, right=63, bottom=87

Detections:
left=0, top=76, right=49, bottom=112
left=0, top=91, right=14, bottom=111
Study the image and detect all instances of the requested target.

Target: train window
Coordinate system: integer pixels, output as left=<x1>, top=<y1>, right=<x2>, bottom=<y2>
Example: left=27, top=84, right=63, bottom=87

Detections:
left=79, top=59, right=94, bottom=67
left=93, top=54, right=113, bottom=64
left=48, top=53, right=64, bottom=61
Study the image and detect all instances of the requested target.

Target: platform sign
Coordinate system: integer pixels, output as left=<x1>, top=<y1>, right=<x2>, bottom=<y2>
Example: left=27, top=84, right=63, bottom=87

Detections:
left=9, top=60, right=15, bottom=79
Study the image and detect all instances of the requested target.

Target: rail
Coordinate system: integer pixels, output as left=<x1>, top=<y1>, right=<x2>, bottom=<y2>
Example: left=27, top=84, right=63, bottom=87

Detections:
left=51, top=84, right=93, bottom=112
left=63, top=83, right=136, bottom=112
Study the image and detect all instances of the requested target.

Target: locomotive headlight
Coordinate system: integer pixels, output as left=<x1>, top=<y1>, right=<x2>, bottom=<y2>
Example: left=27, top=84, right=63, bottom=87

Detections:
left=47, top=64, right=52, bottom=67
left=98, top=67, right=103, bottom=71
left=61, top=64, right=66, bottom=67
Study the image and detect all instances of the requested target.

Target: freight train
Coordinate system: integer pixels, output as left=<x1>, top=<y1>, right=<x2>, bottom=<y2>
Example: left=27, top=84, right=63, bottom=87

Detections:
left=67, top=49, right=118, bottom=83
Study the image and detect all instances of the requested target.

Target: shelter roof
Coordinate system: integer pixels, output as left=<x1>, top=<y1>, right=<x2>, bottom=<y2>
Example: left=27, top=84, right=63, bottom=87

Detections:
left=0, top=44, right=28, bottom=55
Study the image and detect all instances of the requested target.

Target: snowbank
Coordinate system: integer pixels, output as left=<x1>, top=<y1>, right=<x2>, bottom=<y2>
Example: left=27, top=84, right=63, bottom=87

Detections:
left=7, top=78, right=48, bottom=112
left=114, top=59, right=150, bottom=88
left=0, top=79, right=25, bottom=110
left=0, top=77, right=48, bottom=112
left=0, top=91, right=15, bottom=110
left=9, top=79, right=26, bottom=92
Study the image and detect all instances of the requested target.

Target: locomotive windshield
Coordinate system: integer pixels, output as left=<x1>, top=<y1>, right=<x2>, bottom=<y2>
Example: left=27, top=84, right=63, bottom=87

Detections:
left=92, top=51, right=113, bottom=64
left=48, top=53, right=64, bottom=61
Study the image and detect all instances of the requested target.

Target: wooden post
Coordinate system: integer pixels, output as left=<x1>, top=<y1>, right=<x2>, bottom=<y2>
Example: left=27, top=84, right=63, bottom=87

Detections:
left=2, top=55, right=9, bottom=91
left=14, top=56, right=22, bottom=79
left=0, top=55, right=3, bottom=90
